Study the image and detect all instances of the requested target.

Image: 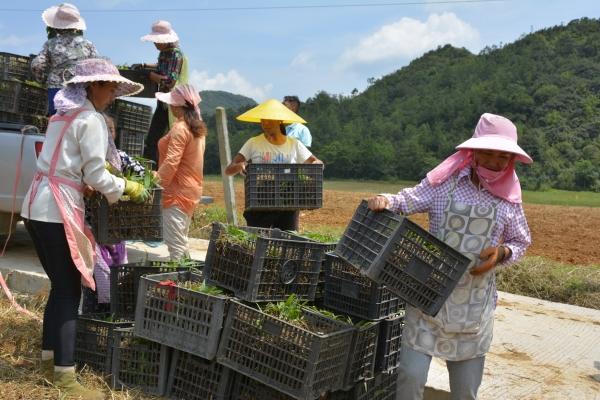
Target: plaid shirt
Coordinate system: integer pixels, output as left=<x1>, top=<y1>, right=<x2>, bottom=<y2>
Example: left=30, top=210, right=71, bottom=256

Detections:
left=382, top=166, right=531, bottom=265
left=156, top=45, right=184, bottom=92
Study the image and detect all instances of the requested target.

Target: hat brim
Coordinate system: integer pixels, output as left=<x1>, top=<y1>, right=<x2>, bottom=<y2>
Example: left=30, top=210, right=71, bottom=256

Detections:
left=141, top=33, right=179, bottom=43
left=456, top=136, right=533, bottom=164
left=236, top=99, right=307, bottom=124
left=155, top=91, right=180, bottom=105
left=41, top=6, right=87, bottom=30
left=65, top=74, right=144, bottom=98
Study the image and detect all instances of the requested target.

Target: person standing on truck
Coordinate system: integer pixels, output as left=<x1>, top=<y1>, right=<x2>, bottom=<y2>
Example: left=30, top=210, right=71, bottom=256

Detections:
left=31, top=3, right=98, bottom=116
left=138, top=20, right=188, bottom=164
left=282, top=95, right=312, bottom=148
left=224, top=99, right=323, bottom=231
left=153, top=84, right=206, bottom=260
left=367, top=113, right=532, bottom=400
left=20, top=58, right=147, bottom=400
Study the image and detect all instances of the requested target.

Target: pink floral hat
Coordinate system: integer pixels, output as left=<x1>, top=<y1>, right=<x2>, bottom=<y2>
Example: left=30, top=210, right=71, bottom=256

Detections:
left=42, top=3, right=86, bottom=30
left=64, top=58, right=144, bottom=97
left=141, top=20, right=179, bottom=43
left=456, top=113, right=532, bottom=164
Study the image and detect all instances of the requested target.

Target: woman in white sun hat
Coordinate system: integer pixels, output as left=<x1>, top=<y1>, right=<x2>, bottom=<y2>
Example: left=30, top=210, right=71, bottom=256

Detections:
left=31, top=3, right=99, bottom=116
left=137, top=20, right=189, bottom=164
left=21, top=58, right=146, bottom=400
left=368, top=113, right=532, bottom=400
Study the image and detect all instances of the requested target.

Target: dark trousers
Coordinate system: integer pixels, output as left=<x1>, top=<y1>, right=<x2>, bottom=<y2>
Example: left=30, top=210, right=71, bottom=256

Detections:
left=144, top=100, right=169, bottom=164
left=243, top=210, right=299, bottom=231
left=24, top=219, right=82, bottom=366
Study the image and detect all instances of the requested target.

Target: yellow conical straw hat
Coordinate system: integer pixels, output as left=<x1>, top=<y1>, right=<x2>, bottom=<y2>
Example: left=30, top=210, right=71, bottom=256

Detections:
left=236, top=99, right=307, bottom=124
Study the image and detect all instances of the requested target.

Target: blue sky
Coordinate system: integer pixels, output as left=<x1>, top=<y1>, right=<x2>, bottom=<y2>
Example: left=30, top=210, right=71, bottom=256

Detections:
left=1, top=0, right=598, bottom=104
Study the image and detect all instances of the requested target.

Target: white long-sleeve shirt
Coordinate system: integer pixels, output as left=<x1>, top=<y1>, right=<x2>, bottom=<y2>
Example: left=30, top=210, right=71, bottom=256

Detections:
left=21, top=100, right=125, bottom=223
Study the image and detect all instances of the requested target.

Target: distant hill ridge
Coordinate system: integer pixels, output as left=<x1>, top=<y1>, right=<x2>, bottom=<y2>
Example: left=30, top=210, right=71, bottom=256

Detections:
left=199, top=90, right=256, bottom=117
left=204, top=18, right=600, bottom=191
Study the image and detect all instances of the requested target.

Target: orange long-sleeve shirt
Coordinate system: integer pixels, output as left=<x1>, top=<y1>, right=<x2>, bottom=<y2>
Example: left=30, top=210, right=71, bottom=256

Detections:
left=157, top=120, right=205, bottom=216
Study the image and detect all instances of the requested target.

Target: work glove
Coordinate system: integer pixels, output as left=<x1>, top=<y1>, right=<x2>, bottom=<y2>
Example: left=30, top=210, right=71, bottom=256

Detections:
left=123, top=179, right=150, bottom=204
left=105, top=161, right=122, bottom=177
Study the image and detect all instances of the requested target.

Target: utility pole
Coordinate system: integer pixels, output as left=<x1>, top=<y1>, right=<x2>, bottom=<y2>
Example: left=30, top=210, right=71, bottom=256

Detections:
left=215, top=107, right=238, bottom=225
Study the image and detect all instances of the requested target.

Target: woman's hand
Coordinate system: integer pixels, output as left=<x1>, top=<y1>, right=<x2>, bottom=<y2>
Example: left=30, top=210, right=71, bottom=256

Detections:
left=83, top=185, right=95, bottom=199
left=367, top=195, right=389, bottom=212
left=470, top=246, right=510, bottom=275
left=148, top=71, right=166, bottom=84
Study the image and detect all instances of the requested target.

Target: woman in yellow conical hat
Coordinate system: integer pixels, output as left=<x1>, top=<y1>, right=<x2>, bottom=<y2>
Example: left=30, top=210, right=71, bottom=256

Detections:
left=225, top=99, right=323, bottom=231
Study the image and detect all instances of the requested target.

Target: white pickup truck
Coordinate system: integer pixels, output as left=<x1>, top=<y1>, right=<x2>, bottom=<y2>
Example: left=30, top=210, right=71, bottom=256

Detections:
left=0, top=121, right=44, bottom=236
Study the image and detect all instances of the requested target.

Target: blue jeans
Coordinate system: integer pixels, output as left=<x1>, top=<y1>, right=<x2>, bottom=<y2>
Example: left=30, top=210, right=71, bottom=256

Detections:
left=47, top=88, right=61, bottom=116
left=396, top=346, right=485, bottom=400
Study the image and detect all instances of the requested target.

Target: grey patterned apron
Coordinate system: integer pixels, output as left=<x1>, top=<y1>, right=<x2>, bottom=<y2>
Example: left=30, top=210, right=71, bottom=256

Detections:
left=403, top=178, right=499, bottom=361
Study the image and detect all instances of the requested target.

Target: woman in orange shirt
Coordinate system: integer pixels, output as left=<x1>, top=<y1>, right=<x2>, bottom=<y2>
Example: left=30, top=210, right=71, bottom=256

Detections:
left=154, top=84, right=206, bottom=259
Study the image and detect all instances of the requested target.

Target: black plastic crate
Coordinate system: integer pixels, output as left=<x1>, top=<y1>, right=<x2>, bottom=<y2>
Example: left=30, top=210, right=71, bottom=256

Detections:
left=335, top=200, right=471, bottom=316
left=85, top=187, right=162, bottom=244
left=111, top=327, right=170, bottom=396
left=74, top=313, right=133, bottom=374
left=314, top=244, right=337, bottom=301
left=166, top=350, right=232, bottom=400
left=343, top=321, right=380, bottom=390
left=331, top=371, right=399, bottom=400
left=110, top=259, right=203, bottom=319
left=108, top=99, right=152, bottom=133
left=244, top=163, right=323, bottom=211
left=216, top=300, right=354, bottom=400
left=117, top=128, right=145, bottom=157
left=134, top=270, right=229, bottom=360
left=0, top=52, right=32, bottom=81
left=204, top=223, right=325, bottom=302
left=229, top=372, right=295, bottom=400
left=118, top=68, right=157, bottom=98
left=0, top=80, right=47, bottom=115
left=375, top=313, right=405, bottom=373
left=323, top=253, right=404, bottom=321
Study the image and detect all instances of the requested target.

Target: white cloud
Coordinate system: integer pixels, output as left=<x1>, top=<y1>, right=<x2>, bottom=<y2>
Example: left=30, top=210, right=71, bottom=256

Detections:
left=339, top=12, right=479, bottom=67
left=189, top=69, right=272, bottom=101
left=291, top=51, right=317, bottom=69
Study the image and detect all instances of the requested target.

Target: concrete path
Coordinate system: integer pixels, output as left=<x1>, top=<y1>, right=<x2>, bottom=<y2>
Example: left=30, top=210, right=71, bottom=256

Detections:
left=1, top=221, right=599, bottom=399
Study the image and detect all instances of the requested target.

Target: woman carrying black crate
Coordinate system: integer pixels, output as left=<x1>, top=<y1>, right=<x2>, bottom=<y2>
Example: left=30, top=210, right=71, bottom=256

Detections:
left=368, top=113, right=532, bottom=400
left=224, top=99, right=323, bottom=231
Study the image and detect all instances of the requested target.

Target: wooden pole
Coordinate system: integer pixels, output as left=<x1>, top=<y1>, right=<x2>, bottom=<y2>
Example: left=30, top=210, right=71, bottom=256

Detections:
left=215, top=107, right=238, bottom=225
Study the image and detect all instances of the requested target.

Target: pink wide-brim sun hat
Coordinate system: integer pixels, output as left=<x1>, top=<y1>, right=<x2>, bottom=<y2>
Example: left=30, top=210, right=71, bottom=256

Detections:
left=456, top=113, right=533, bottom=164
left=64, top=58, right=144, bottom=97
left=141, top=20, right=179, bottom=43
left=42, top=3, right=86, bottom=30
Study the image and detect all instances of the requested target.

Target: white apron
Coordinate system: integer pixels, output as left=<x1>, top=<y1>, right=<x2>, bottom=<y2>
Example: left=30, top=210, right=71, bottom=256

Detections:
left=28, top=109, right=97, bottom=290
left=402, top=178, right=499, bottom=361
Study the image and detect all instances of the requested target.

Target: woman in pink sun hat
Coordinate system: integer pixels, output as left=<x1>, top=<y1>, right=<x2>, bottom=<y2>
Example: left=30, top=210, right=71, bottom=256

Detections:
left=31, top=3, right=98, bottom=116
left=368, top=113, right=532, bottom=399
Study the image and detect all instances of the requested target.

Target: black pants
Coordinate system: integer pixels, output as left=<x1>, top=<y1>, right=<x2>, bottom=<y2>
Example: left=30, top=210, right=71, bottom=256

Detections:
left=243, top=210, right=299, bottom=231
left=144, top=100, right=169, bottom=163
left=25, top=219, right=82, bottom=366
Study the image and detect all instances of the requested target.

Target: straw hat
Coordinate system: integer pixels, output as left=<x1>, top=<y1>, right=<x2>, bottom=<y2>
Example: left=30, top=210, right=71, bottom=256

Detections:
left=141, top=20, right=179, bottom=43
left=237, top=99, right=307, bottom=124
left=456, top=113, right=532, bottom=164
left=42, top=3, right=86, bottom=30
left=64, top=58, right=144, bottom=97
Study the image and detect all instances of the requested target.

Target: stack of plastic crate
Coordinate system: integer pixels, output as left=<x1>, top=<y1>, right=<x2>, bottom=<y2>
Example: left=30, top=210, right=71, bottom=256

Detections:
left=107, top=99, right=152, bottom=157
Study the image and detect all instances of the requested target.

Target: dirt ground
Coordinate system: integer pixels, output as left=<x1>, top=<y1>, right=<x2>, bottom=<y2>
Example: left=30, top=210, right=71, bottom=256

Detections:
left=203, top=181, right=600, bottom=266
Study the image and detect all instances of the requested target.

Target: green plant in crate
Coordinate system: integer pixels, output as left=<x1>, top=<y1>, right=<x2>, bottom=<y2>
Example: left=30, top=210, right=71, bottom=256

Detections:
left=301, top=231, right=340, bottom=244
left=181, top=281, right=224, bottom=295
left=264, top=294, right=308, bottom=328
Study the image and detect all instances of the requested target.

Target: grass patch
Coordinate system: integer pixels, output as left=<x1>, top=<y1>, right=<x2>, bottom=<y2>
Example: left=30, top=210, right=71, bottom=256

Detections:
left=496, top=256, right=600, bottom=309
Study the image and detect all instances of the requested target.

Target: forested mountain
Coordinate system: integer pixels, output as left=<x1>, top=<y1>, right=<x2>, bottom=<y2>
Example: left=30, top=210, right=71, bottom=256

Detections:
left=199, top=90, right=256, bottom=117
left=204, top=18, right=600, bottom=191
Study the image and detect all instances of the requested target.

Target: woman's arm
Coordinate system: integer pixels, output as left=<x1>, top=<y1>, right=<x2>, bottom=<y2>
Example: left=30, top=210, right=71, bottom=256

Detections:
left=304, top=155, right=323, bottom=164
left=30, top=42, right=50, bottom=83
left=368, top=177, right=436, bottom=216
left=225, top=153, right=248, bottom=176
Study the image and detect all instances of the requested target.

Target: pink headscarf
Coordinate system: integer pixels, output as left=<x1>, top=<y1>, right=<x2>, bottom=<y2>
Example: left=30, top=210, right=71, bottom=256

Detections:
left=426, top=113, right=532, bottom=204
left=155, top=84, right=202, bottom=120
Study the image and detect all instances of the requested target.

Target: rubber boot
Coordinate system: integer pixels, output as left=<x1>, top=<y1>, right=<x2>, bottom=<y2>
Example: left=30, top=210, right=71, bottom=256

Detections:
left=40, top=358, right=54, bottom=384
left=53, top=369, right=104, bottom=400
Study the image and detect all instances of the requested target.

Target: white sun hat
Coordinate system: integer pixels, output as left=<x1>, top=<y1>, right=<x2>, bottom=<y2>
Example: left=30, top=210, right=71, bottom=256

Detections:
left=42, top=3, right=87, bottom=31
left=141, top=20, right=179, bottom=43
